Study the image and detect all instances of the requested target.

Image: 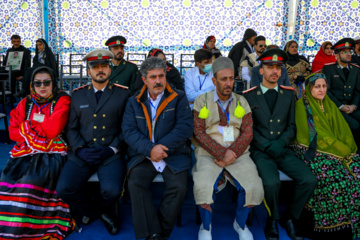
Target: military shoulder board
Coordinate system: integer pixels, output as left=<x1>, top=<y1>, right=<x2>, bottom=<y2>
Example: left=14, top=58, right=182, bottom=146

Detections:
left=113, top=83, right=129, bottom=89
left=242, top=86, right=258, bottom=94
left=73, top=85, right=89, bottom=92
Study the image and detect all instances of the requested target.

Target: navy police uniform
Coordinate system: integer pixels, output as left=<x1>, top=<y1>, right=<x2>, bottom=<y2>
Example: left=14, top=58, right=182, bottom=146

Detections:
left=56, top=49, right=130, bottom=232
left=351, top=37, right=360, bottom=66
left=105, top=36, right=138, bottom=93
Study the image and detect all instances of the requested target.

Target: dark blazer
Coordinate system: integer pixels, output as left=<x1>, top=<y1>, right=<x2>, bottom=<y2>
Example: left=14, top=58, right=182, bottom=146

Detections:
left=66, top=83, right=130, bottom=167
left=243, top=85, right=296, bottom=152
left=109, top=60, right=138, bottom=93
left=250, top=65, right=291, bottom=88
left=351, top=54, right=360, bottom=66
left=122, top=84, right=193, bottom=174
left=322, top=62, right=360, bottom=108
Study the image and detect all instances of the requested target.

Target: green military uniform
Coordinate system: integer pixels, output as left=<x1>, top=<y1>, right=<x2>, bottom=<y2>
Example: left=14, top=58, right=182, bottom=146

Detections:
left=105, top=35, right=138, bottom=93
left=243, top=49, right=316, bottom=222
left=322, top=38, right=360, bottom=131
left=109, top=60, right=138, bottom=92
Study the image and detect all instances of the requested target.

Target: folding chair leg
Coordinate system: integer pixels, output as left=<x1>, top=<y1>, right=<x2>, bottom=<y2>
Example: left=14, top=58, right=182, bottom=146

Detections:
left=246, top=208, right=254, bottom=227
left=196, top=205, right=201, bottom=225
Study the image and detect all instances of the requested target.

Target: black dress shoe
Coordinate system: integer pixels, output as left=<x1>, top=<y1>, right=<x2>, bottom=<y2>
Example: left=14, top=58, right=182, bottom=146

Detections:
left=148, top=233, right=166, bottom=240
left=265, top=218, right=279, bottom=240
left=279, top=218, right=304, bottom=240
left=100, top=213, right=119, bottom=235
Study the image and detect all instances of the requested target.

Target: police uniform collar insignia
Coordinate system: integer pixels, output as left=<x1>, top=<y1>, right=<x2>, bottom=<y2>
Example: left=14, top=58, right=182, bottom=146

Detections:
left=257, top=91, right=261, bottom=95
left=280, top=89, right=283, bottom=94
left=109, top=84, right=113, bottom=90
left=272, top=54, right=278, bottom=61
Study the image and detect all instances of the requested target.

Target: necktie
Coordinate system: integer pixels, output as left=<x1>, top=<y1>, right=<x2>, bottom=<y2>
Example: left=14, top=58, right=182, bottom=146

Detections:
left=95, top=91, right=103, bottom=103
left=342, top=67, right=350, bottom=80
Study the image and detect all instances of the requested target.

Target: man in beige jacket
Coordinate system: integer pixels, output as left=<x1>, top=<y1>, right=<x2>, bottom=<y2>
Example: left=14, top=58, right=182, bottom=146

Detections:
left=192, top=57, right=264, bottom=240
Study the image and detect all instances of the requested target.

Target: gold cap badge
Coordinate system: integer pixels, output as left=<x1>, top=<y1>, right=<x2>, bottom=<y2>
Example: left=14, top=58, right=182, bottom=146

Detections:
left=272, top=54, right=278, bottom=61
left=97, top=53, right=102, bottom=59
left=345, top=42, right=349, bottom=47
left=116, top=40, right=120, bottom=45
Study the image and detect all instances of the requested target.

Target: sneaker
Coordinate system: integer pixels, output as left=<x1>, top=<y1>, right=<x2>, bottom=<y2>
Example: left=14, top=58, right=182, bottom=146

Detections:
left=233, top=219, right=253, bottom=240
left=198, top=223, right=212, bottom=240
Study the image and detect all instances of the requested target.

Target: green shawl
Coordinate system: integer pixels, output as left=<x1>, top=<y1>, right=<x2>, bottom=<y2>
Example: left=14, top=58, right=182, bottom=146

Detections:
left=295, top=84, right=357, bottom=158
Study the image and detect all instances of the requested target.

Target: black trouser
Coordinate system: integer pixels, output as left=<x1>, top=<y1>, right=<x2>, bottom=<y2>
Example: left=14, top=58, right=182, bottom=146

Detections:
left=56, top=159, right=125, bottom=220
left=127, top=160, right=188, bottom=239
left=251, top=149, right=317, bottom=220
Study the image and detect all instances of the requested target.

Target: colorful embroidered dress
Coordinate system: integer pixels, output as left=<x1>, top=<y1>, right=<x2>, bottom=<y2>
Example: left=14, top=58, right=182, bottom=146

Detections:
left=0, top=94, right=73, bottom=240
left=292, top=83, right=360, bottom=239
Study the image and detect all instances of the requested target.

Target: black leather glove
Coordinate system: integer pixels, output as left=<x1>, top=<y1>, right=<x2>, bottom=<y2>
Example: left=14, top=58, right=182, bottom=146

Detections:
left=76, top=148, right=102, bottom=165
left=86, top=147, right=115, bottom=163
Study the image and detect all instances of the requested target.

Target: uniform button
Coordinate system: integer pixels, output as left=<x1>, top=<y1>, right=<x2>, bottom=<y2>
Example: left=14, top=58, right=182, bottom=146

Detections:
left=103, top=114, right=106, bottom=117
left=102, top=138, right=105, bottom=141
left=278, top=132, right=280, bottom=135
left=349, top=94, right=351, bottom=96
left=344, top=94, right=346, bottom=96
left=270, top=119, right=273, bottom=122
left=103, top=126, right=106, bottom=129
left=344, top=86, right=347, bottom=88
left=94, top=126, right=97, bottom=129
left=94, top=114, right=97, bottom=117
left=277, top=119, right=280, bottom=122
left=270, top=131, right=273, bottom=134
left=93, top=138, right=97, bottom=141
left=349, top=86, right=351, bottom=88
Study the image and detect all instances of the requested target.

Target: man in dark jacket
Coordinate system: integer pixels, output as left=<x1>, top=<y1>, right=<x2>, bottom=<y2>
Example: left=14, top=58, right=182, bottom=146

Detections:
left=228, top=28, right=257, bottom=78
left=122, top=57, right=193, bottom=240
left=56, top=49, right=130, bottom=235
left=2, top=34, right=31, bottom=94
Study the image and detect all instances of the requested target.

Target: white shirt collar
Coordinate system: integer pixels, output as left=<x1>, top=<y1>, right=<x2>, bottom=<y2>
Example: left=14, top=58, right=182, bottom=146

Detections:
left=339, top=63, right=350, bottom=70
left=94, top=85, right=106, bottom=93
left=260, top=83, right=278, bottom=94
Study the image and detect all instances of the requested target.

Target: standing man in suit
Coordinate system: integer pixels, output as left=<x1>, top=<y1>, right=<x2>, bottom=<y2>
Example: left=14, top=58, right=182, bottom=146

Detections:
left=105, top=35, right=138, bottom=93
left=250, top=45, right=291, bottom=88
left=244, top=49, right=316, bottom=240
left=56, top=49, right=130, bottom=235
left=322, top=38, right=360, bottom=138
left=351, top=37, right=360, bottom=66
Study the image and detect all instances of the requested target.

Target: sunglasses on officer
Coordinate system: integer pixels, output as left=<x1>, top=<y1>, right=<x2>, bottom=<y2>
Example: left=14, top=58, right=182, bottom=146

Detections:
left=258, top=44, right=267, bottom=48
left=33, top=80, right=52, bottom=87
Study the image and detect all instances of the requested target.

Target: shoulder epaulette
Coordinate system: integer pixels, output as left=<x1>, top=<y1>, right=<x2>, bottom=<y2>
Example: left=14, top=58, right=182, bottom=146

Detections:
left=324, top=62, right=336, bottom=66
left=73, top=85, right=89, bottom=92
left=242, top=86, right=258, bottom=94
left=113, top=83, right=129, bottom=89
left=280, top=85, right=295, bottom=91
left=350, top=63, right=360, bottom=68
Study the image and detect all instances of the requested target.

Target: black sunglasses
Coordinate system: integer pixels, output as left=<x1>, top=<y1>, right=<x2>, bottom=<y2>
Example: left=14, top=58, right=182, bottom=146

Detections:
left=258, top=44, right=267, bottom=48
left=33, top=80, right=52, bottom=87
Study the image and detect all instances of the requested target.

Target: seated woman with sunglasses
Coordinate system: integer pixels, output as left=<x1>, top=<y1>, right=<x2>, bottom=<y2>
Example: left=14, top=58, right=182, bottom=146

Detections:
left=0, top=66, right=74, bottom=239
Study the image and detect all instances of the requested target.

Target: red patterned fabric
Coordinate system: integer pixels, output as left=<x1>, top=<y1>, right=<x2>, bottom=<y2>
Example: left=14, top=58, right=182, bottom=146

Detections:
left=9, top=96, right=71, bottom=158
left=193, top=104, right=253, bottom=161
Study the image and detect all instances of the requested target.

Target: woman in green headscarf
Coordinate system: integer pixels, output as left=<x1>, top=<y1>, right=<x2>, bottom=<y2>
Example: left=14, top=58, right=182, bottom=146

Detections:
left=293, top=73, right=360, bottom=240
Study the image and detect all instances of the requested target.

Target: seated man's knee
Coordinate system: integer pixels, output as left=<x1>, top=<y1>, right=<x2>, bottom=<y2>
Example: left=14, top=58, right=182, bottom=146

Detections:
left=300, top=173, right=317, bottom=191
left=101, top=184, right=122, bottom=201
left=263, top=178, right=281, bottom=192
